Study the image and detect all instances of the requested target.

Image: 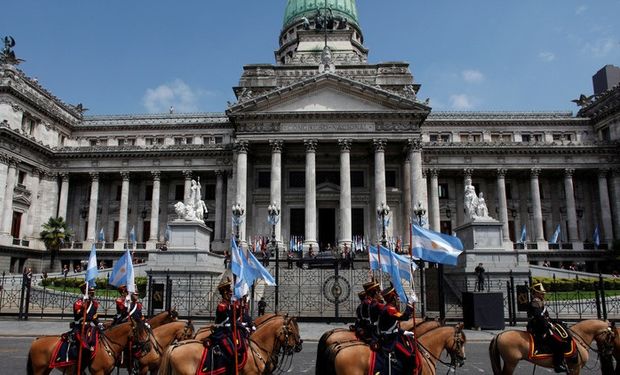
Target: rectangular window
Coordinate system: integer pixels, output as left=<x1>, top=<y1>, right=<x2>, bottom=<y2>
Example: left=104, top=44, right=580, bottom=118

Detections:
left=521, top=134, right=531, bottom=143
left=533, top=134, right=543, bottom=142
left=352, top=208, right=364, bottom=237
left=185, top=137, right=193, bottom=145
left=145, top=138, right=154, bottom=146
left=145, top=185, right=153, bottom=201
left=471, top=134, right=482, bottom=142
left=438, top=183, right=449, bottom=199
left=174, top=137, right=183, bottom=145
left=564, top=133, right=573, bottom=141
left=505, top=183, right=513, bottom=200
left=126, top=138, right=135, bottom=146
left=156, top=138, right=165, bottom=145
left=289, top=171, right=305, bottom=188
left=115, top=185, right=122, bottom=201
left=351, top=171, right=364, bottom=188
left=18, top=171, right=27, bottom=185
left=429, top=134, right=438, bottom=142
left=316, top=171, right=339, bottom=186
left=118, top=139, right=125, bottom=146
left=174, top=185, right=185, bottom=201
left=113, top=221, right=119, bottom=241
left=89, top=139, right=98, bottom=147
left=214, top=137, right=223, bottom=144
left=257, top=171, right=271, bottom=189
left=440, top=134, right=451, bottom=142
left=552, top=134, right=562, bottom=141
left=386, top=170, right=397, bottom=188
left=205, top=184, right=216, bottom=200
left=289, top=208, right=305, bottom=237
left=440, top=220, right=452, bottom=235
left=204, top=137, right=214, bottom=145
left=602, top=127, right=611, bottom=141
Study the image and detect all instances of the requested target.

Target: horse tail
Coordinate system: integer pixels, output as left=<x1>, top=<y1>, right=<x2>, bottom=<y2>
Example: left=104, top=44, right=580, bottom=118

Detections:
left=158, top=345, right=175, bottom=375
left=26, top=351, right=34, bottom=375
left=488, top=335, right=502, bottom=375
left=316, top=330, right=336, bottom=375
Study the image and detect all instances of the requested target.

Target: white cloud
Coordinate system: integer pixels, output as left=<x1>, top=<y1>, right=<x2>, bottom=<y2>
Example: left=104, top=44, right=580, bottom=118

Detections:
left=143, top=79, right=206, bottom=113
left=450, top=94, right=475, bottom=110
left=539, top=51, right=556, bottom=62
left=583, top=37, right=618, bottom=58
left=575, top=5, right=587, bottom=15
left=462, top=70, right=484, bottom=83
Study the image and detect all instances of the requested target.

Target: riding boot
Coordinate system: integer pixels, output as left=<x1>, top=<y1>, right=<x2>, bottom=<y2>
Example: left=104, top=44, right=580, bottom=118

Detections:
left=552, top=351, right=567, bottom=373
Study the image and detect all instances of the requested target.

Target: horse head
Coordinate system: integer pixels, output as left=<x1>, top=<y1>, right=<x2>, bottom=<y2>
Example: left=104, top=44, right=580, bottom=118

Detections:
left=278, top=316, right=303, bottom=355
left=130, top=318, right=152, bottom=353
left=447, top=323, right=466, bottom=368
left=178, top=320, right=195, bottom=341
left=594, top=321, right=616, bottom=358
left=168, top=308, right=179, bottom=321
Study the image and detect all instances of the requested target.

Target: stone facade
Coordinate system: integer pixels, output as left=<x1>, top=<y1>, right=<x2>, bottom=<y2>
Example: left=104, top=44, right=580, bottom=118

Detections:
left=0, top=2, right=619, bottom=273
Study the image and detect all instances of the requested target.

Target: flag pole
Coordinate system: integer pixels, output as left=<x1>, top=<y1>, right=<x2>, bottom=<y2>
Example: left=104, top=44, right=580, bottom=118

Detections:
left=408, top=219, right=419, bottom=348
left=377, top=241, right=383, bottom=289
left=232, top=274, right=239, bottom=375
left=77, top=280, right=88, bottom=375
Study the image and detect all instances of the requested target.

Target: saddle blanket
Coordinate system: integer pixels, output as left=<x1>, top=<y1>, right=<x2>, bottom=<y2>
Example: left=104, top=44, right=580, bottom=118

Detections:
left=528, top=333, right=576, bottom=360
left=49, top=334, right=97, bottom=368
left=197, top=334, right=248, bottom=375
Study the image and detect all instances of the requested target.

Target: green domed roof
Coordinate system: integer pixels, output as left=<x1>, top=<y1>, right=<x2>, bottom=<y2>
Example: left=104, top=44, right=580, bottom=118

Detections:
left=283, top=0, right=359, bottom=28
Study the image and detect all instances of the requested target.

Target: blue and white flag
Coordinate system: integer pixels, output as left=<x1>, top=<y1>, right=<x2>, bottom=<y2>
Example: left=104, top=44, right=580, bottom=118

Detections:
left=230, top=237, right=249, bottom=300
left=85, top=244, right=98, bottom=286
left=246, top=250, right=277, bottom=286
left=129, top=226, right=136, bottom=244
left=549, top=224, right=561, bottom=244
left=164, top=225, right=172, bottom=241
left=594, top=225, right=600, bottom=248
left=98, top=228, right=105, bottom=242
left=519, top=225, right=527, bottom=244
left=369, top=245, right=416, bottom=282
left=109, top=248, right=135, bottom=293
left=411, top=224, right=463, bottom=266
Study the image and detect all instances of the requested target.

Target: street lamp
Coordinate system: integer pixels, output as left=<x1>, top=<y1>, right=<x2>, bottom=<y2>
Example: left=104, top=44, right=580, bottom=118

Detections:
left=412, top=201, right=427, bottom=317
left=413, top=201, right=427, bottom=226
left=267, top=203, right=280, bottom=313
left=231, top=203, right=245, bottom=241
left=376, top=202, right=391, bottom=247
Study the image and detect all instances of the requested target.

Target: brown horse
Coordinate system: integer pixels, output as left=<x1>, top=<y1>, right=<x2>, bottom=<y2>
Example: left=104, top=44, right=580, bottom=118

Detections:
left=159, top=314, right=303, bottom=375
left=489, top=319, right=614, bottom=374
left=101, top=308, right=178, bottom=330
left=193, top=313, right=277, bottom=341
left=326, top=323, right=466, bottom=375
left=133, top=320, right=195, bottom=374
left=315, top=318, right=442, bottom=375
left=27, top=319, right=147, bottom=375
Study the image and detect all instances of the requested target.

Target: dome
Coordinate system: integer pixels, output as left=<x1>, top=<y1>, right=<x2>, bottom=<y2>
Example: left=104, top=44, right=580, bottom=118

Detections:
left=283, top=0, right=359, bottom=29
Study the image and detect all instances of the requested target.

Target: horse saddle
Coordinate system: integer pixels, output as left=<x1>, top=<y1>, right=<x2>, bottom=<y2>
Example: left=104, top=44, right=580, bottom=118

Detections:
left=49, top=333, right=96, bottom=369
left=198, top=332, right=248, bottom=375
left=369, top=335, right=421, bottom=375
left=528, top=323, right=576, bottom=361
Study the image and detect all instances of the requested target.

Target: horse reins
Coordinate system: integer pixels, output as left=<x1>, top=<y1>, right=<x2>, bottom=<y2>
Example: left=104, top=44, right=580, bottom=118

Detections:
left=416, top=326, right=465, bottom=375
left=247, top=316, right=299, bottom=374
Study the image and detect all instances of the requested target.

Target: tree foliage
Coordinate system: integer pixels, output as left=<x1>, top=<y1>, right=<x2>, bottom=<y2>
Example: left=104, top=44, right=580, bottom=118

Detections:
left=40, top=217, right=73, bottom=265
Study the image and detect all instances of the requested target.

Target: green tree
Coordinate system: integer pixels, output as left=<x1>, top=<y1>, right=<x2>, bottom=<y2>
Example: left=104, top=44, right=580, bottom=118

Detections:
left=40, top=217, right=73, bottom=267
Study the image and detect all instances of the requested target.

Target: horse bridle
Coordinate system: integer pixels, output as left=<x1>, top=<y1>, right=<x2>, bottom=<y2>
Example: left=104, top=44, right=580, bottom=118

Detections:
left=249, top=315, right=302, bottom=374
left=570, top=325, right=615, bottom=357
left=447, top=326, right=466, bottom=368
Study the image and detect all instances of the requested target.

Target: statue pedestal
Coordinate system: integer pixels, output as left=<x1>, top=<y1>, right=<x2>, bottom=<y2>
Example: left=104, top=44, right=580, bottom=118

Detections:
left=147, top=220, right=223, bottom=274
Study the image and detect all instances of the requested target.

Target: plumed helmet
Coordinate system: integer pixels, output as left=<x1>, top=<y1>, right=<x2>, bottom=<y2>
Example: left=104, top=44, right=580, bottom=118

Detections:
left=118, top=285, right=127, bottom=294
left=381, top=286, right=397, bottom=301
left=531, top=282, right=546, bottom=294
left=363, top=280, right=380, bottom=293
left=358, top=290, right=367, bottom=300
left=217, top=279, right=232, bottom=295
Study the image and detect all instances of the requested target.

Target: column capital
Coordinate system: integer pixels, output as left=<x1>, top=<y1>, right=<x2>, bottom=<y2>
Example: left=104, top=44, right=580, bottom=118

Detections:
left=182, top=170, right=193, bottom=180
left=6, top=157, right=19, bottom=168
left=215, top=169, right=224, bottom=177
left=42, top=171, right=58, bottom=181
left=428, top=168, right=439, bottom=178
left=89, top=172, right=99, bottom=182
left=463, top=168, right=474, bottom=178
left=496, top=168, right=508, bottom=178
left=151, top=171, right=161, bottom=181
left=422, top=169, right=429, bottom=178
left=59, top=172, right=69, bottom=182
left=598, top=168, right=610, bottom=178
left=234, top=140, right=249, bottom=153
left=31, top=167, right=44, bottom=178
left=407, top=138, right=423, bottom=151
left=338, top=138, right=352, bottom=151
left=304, top=139, right=318, bottom=152
left=120, top=171, right=130, bottom=181
left=372, top=138, right=387, bottom=152
left=269, top=139, right=284, bottom=153
left=530, top=167, right=541, bottom=178
left=564, top=168, right=575, bottom=178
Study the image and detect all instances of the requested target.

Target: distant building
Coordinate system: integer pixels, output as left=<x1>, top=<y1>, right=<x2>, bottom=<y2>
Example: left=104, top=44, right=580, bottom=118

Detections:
left=0, top=0, right=619, bottom=273
left=593, top=64, right=620, bottom=95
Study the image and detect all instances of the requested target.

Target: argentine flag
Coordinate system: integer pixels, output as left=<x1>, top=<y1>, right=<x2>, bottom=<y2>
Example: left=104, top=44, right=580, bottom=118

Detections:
left=98, top=228, right=105, bottom=242
left=593, top=225, right=600, bottom=248
left=411, top=224, right=463, bottom=266
left=549, top=224, right=561, bottom=244
left=246, top=250, right=276, bottom=286
left=369, top=245, right=416, bottom=282
left=519, top=225, right=527, bottom=244
left=109, top=248, right=135, bottom=293
left=129, top=226, right=136, bottom=245
left=230, top=237, right=249, bottom=300
left=85, top=244, right=99, bottom=286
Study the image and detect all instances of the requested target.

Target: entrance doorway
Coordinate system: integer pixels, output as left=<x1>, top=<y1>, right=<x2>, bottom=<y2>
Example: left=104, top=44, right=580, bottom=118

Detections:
left=318, top=208, right=336, bottom=251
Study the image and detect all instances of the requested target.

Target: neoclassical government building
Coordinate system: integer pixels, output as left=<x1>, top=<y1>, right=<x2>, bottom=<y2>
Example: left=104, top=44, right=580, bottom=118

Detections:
left=1, top=0, right=619, bottom=273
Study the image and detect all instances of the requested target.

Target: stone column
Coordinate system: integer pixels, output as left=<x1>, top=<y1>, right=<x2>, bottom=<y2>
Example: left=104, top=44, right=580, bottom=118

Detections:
left=338, top=139, right=352, bottom=247
left=183, top=170, right=192, bottom=204
left=373, top=139, right=387, bottom=211
left=116, top=172, right=130, bottom=243
left=612, top=169, right=620, bottom=239
left=564, top=168, right=579, bottom=242
left=86, top=172, right=99, bottom=243
left=462, top=169, right=474, bottom=224
left=235, top=141, right=249, bottom=243
left=403, top=148, right=412, bottom=247
left=304, top=139, right=318, bottom=250
left=24, top=169, right=41, bottom=239
left=496, top=169, right=510, bottom=242
left=0, top=159, right=17, bottom=235
left=429, top=169, right=440, bottom=231
left=149, top=171, right=161, bottom=242
left=420, top=169, right=429, bottom=227
left=598, top=169, right=614, bottom=243
left=57, top=173, right=70, bottom=219
left=214, top=170, right=224, bottom=241
left=269, top=140, right=283, bottom=244
left=409, top=138, right=423, bottom=207
left=530, top=168, right=545, bottom=241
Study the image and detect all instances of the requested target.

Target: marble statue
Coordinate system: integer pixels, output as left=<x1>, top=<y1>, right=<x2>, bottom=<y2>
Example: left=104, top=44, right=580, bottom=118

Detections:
left=476, top=192, right=489, bottom=218
left=175, top=176, right=208, bottom=223
left=464, top=178, right=478, bottom=220
left=319, top=46, right=336, bottom=73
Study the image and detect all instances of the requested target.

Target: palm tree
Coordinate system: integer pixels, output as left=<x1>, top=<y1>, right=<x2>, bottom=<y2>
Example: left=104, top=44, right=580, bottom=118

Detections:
left=40, top=217, right=73, bottom=267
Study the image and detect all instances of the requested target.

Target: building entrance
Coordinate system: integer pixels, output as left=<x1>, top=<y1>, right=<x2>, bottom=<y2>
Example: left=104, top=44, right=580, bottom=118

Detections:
left=318, top=208, right=336, bottom=251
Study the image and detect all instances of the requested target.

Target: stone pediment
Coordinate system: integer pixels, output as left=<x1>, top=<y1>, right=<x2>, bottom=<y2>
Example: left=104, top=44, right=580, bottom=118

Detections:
left=316, top=182, right=340, bottom=193
left=227, top=73, right=428, bottom=115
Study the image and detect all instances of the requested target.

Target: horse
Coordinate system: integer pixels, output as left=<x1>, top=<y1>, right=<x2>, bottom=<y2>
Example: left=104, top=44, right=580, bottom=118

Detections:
left=27, top=318, right=148, bottom=375
left=159, top=314, right=302, bottom=375
left=315, top=318, right=442, bottom=375
left=325, top=323, right=466, bottom=375
left=193, top=313, right=276, bottom=341
left=132, top=320, right=195, bottom=375
left=489, top=319, right=615, bottom=374
left=102, top=308, right=178, bottom=330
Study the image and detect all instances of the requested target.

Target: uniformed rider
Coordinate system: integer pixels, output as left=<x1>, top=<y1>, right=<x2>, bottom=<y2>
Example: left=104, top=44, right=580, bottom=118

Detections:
left=354, top=280, right=383, bottom=343
left=72, top=283, right=103, bottom=352
left=112, top=285, right=129, bottom=326
left=377, top=286, right=416, bottom=372
left=207, top=279, right=241, bottom=374
left=127, top=292, right=146, bottom=375
left=527, top=282, right=566, bottom=373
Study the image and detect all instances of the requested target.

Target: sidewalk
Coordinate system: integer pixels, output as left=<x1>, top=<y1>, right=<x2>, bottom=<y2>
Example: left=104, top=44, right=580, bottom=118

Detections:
left=0, top=318, right=510, bottom=342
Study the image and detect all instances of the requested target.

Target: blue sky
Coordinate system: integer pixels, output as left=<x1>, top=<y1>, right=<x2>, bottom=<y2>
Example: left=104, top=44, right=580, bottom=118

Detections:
left=2, top=1, right=619, bottom=115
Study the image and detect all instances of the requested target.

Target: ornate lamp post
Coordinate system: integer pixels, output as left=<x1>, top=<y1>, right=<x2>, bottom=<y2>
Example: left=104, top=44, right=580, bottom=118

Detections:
left=377, top=202, right=391, bottom=247
left=412, top=201, right=427, bottom=317
left=231, top=203, right=245, bottom=241
left=267, top=203, right=280, bottom=313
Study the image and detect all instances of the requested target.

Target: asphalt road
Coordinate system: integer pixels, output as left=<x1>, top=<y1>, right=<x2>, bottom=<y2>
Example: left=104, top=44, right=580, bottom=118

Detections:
left=6, top=338, right=610, bottom=374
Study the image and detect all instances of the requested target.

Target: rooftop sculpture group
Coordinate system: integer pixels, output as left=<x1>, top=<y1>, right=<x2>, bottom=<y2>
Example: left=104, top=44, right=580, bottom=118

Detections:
left=174, top=176, right=208, bottom=223
left=464, top=178, right=491, bottom=221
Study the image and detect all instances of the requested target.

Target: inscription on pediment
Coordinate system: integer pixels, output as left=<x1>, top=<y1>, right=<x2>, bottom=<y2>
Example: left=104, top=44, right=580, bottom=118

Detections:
left=281, top=123, right=374, bottom=133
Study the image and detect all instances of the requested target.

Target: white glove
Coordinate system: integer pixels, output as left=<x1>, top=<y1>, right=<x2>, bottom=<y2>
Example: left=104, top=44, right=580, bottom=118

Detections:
left=97, top=323, right=104, bottom=331
left=403, top=331, right=415, bottom=337
left=409, top=293, right=419, bottom=303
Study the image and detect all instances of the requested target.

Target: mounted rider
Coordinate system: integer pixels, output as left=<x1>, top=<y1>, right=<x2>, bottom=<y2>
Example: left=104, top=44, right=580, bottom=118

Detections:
left=112, top=285, right=129, bottom=326
left=127, top=291, right=146, bottom=375
left=377, top=285, right=417, bottom=373
left=354, top=280, right=383, bottom=343
left=527, top=282, right=568, bottom=373
left=72, top=283, right=103, bottom=352
left=238, top=295, right=256, bottom=338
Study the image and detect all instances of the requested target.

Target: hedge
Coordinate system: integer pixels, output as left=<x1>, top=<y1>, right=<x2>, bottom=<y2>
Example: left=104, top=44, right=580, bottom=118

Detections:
left=533, top=277, right=620, bottom=292
left=40, top=277, right=147, bottom=297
